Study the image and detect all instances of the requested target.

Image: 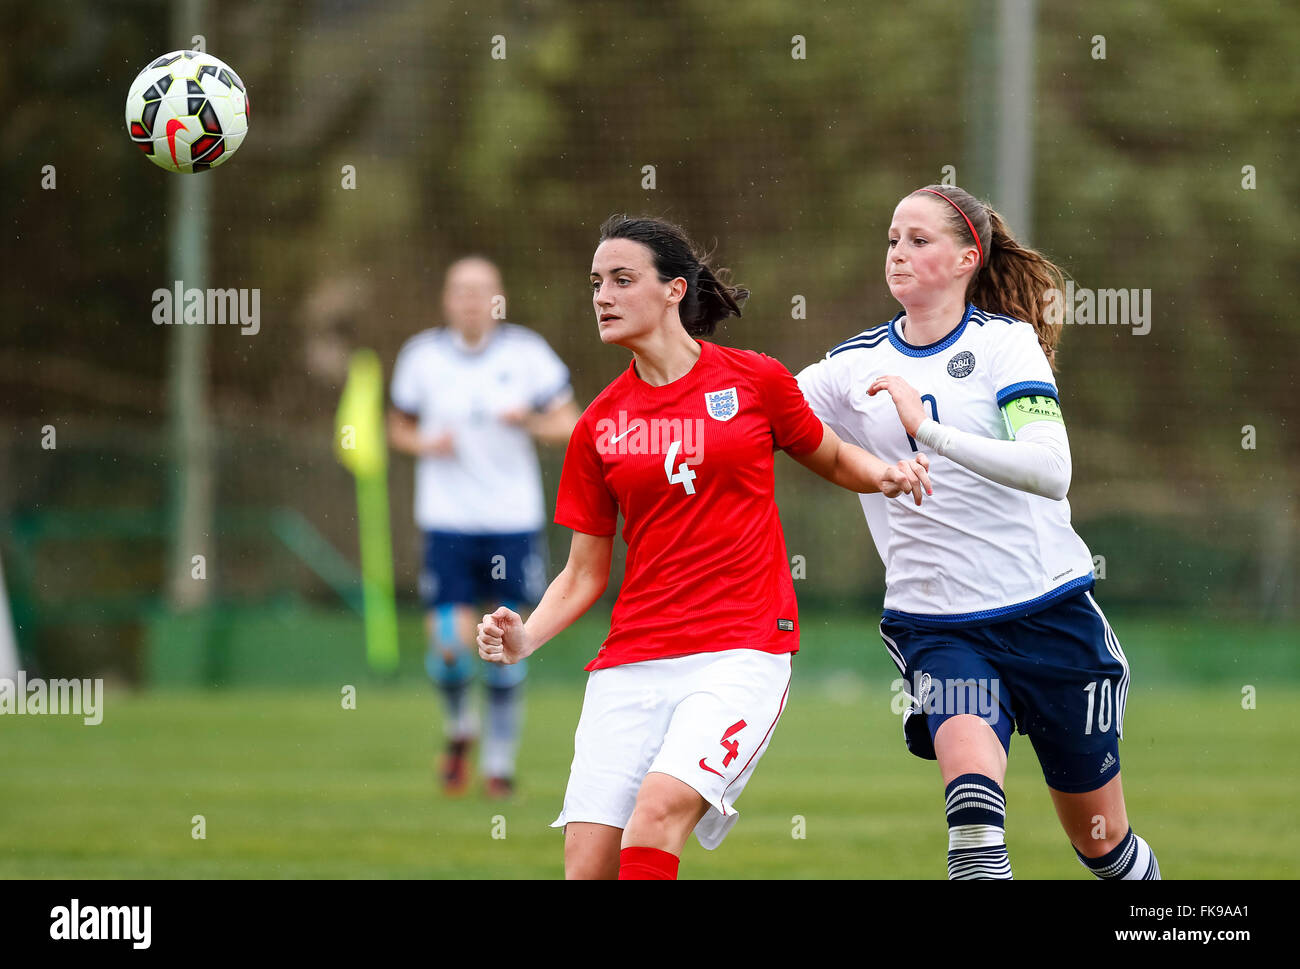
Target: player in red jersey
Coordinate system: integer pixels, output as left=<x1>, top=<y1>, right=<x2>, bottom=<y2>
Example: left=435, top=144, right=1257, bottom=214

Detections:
left=476, top=215, right=932, bottom=880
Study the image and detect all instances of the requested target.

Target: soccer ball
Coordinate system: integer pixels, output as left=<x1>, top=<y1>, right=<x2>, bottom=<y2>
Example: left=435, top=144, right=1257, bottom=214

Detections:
left=125, top=50, right=249, bottom=173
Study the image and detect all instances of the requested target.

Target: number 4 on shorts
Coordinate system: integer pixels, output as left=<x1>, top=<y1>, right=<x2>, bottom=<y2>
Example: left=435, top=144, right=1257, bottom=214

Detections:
left=699, top=719, right=747, bottom=777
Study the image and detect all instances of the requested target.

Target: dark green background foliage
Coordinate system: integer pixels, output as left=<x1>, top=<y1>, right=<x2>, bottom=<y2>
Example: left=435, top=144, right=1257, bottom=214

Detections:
left=0, top=0, right=1296, bottom=677
left=0, top=0, right=1296, bottom=884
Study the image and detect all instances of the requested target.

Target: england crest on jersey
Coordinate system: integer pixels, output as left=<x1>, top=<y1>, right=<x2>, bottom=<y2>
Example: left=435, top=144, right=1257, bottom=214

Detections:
left=704, top=387, right=739, bottom=421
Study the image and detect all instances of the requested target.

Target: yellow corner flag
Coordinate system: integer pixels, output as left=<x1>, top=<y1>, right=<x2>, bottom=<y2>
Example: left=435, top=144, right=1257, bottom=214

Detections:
left=335, top=349, right=399, bottom=673
left=335, top=349, right=385, bottom=477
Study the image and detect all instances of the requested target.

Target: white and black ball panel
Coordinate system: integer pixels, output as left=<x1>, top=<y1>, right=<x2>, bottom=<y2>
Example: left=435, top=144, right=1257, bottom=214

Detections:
left=124, top=50, right=249, bottom=173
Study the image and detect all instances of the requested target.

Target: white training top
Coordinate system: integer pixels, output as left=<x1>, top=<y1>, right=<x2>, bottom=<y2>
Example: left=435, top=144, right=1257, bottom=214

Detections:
left=391, top=323, right=572, bottom=534
left=796, top=304, right=1095, bottom=625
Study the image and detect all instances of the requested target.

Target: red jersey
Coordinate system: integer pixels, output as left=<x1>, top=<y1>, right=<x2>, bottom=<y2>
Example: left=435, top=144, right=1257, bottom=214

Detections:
left=555, top=340, right=825, bottom=670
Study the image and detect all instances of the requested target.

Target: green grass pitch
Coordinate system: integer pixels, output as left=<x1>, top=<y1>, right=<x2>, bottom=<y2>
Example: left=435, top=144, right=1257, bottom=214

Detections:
left=1, top=675, right=1295, bottom=878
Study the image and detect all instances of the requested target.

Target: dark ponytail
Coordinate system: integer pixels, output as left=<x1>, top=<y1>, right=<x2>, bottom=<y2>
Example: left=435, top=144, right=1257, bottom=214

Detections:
left=598, top=214, right=748, bottom=337
left=911, top=185, right=1065, bottom=369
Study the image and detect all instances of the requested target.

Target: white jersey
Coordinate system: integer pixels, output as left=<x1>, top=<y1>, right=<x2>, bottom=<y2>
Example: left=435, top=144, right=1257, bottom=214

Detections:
left=391, top=323, right=572, bottom=534
left=797, top=304, right=1095, bottom=625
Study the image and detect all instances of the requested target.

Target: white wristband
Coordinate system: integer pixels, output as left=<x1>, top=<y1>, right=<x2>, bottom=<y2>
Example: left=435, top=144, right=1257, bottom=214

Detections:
left=914, top=418, right=951, bottom=453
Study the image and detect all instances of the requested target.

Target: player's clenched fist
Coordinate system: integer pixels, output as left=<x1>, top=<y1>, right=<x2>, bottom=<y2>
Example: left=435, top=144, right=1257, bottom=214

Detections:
left=477, top=606, right=530, bottom=664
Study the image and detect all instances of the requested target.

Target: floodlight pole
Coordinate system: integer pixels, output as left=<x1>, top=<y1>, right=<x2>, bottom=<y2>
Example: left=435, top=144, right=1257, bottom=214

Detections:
left=166, top=0, right=213, bottom=611
left=997, top=0, right=1035, bottom=242
left=965, top=0, right=1036, bottom=242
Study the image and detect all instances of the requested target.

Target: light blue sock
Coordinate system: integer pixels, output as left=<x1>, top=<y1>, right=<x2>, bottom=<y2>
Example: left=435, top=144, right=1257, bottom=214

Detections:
left=428, top=605, right=475, bottom=739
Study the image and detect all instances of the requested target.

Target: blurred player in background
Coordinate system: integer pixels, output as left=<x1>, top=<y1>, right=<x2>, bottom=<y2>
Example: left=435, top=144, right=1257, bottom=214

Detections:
left=797, top=185, right=1159, bottom=879
left=389, top=257, right=579, bottom=797
left=476, top=215, right=931, bottom=879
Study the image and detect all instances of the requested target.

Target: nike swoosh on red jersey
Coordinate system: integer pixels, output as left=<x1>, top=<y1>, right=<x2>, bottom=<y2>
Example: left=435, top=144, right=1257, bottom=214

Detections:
left=166, top=119, right=188, bottom=168
left=609, top=425, right=637, bottom=444
left=698, top=758, right=724, bottom=778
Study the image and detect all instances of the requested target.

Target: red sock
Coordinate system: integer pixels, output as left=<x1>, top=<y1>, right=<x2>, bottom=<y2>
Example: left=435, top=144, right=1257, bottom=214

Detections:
left=618, top=846, right=679, bottom=880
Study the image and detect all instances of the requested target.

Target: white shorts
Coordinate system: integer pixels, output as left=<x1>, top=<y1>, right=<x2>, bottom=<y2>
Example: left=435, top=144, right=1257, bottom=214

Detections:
left=550, top=649, right=792, bottom=850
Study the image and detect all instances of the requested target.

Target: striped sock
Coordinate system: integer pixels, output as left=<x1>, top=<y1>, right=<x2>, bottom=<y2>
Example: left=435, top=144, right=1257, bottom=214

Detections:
left=1077, top=828, right=1161, bottom=880
left=945, top=773, right=1013, bottom=880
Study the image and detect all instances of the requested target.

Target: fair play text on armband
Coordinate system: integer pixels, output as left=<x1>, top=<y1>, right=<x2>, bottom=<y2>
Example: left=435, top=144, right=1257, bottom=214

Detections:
left=1001, top=394, right=1064, bottom=439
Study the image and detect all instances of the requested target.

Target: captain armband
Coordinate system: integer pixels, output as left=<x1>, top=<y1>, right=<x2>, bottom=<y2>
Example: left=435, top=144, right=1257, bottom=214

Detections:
left=1001, top=394, right=1064, bottom=440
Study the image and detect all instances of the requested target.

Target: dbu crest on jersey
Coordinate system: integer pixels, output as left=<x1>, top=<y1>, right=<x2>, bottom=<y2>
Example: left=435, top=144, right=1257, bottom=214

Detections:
left=704, top=387, right=739, bottom=421
left=947, top=350, right=976, bottom=378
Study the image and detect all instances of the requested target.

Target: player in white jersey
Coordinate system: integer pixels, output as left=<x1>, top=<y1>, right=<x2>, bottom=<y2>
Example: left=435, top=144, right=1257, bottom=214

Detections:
left=798, top=185, right=1160, bottom=880
left=389, top=257, right=579, bottom=797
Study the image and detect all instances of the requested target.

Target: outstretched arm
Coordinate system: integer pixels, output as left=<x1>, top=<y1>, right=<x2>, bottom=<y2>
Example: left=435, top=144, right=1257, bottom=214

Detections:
left=868, top=374, right=1071, bottom=501
left=791, top=422, right=933, bottom=506
left=913, top=418, right=1071, bottom=501
left=477, top=530, right=613, bottom=664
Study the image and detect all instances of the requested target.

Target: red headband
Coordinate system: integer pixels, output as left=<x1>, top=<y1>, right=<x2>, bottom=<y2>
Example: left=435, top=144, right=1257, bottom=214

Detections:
left=918, top=189, right=984, bottom=268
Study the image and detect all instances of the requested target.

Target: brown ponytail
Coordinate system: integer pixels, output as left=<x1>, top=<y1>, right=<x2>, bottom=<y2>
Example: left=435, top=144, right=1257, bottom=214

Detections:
left=911, top=185, right=1065, bottom=369
left=693, top=263, right=747, bottom=335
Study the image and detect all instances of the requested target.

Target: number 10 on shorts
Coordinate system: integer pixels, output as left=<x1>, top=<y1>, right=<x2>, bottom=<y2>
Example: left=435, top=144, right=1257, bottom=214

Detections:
left=1082, top=679, right=1113, bottom=735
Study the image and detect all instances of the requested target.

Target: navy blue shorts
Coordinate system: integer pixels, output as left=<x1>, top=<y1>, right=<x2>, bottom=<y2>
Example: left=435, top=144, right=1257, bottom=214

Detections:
left=879, top=588, right=1130, bottom=794
left=420, top=530, right=547, bottom=609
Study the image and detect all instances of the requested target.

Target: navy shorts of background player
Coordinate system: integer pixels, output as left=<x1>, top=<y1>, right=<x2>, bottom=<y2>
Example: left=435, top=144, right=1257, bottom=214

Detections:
left=880, top=585, right=1129, bottom=794
left=420, top=529, right=547, bottom=688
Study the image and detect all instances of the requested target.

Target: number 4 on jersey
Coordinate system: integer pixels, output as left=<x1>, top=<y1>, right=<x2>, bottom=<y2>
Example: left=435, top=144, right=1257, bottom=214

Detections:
left=664, top=440, right=697, bottom=494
